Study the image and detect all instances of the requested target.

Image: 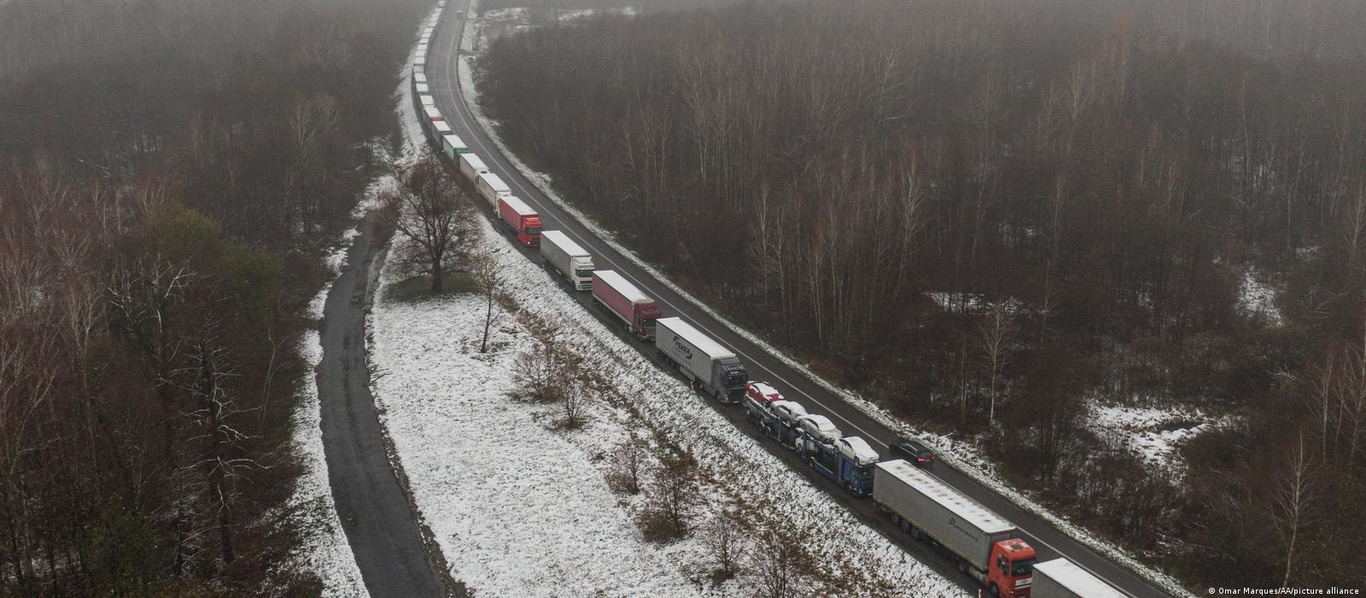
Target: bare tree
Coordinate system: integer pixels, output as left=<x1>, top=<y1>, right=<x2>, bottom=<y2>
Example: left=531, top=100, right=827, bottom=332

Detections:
left=607, top=432, right=647, bottom=494
left=979, top=301, right=1017, bottom=425
left=643, top=453, right=699, bottom=541
left=701, top=510, right=745, bottom=579
left=470, top=250, right=506, bottom=354
left=559, top=378, right=593, bottom=429
left=1269, top=432, right=1317, bottom=586
left=512, top=340, right=565, bottom=403
left=750, top=526, right=809, bottom=598
left=389, top=156, right=477, bottom=293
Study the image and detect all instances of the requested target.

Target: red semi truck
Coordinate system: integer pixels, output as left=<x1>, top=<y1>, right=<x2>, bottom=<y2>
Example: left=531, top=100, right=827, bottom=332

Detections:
left=591, top=270, right=661, bottom=341
left=497, top=195, right=541, bottom=247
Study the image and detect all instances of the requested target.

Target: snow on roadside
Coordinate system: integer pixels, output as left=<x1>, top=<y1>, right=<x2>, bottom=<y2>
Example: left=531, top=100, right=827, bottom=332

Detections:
left=453, top=4, right=1194, bottom=596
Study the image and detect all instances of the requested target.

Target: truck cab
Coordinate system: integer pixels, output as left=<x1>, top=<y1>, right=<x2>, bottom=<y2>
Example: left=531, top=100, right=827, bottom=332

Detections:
left=521, top=216, right=542, bottom=247
left=719, top=360, right=747, bottom=403
left=987, top=540, right=1036, bottom=598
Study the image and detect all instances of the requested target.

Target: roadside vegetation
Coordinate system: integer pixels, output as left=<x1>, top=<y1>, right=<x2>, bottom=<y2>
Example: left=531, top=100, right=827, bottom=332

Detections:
left=0, top=0, right=431, bottom=593
left=478, top=0, right=1366, bottom=589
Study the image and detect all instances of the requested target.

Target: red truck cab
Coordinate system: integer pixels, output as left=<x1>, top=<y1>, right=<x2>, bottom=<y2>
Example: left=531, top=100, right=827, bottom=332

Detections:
left=988, top=539, right=1037, bottom=598
left=497, top=196, right=542, bottom=247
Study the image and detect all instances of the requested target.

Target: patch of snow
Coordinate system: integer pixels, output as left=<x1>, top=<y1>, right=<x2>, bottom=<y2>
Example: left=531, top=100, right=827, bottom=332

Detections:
left=1089, top=403, right=1227, bottom=476
left=449, top=7, right=1193, bottom=597
left=925, top=292, right=1024, bottom=315
left=1237, top=267, right=1282, bottom=325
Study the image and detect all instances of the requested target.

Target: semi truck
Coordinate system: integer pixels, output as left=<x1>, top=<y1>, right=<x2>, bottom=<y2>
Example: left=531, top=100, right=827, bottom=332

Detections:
left=459, top=153, right=490, bottom=182
left=591, top=270, right=660, bottom=341
left=441, top=133, right=469, bottom=162
left=654, top=317, right=747, bottom=403
left=873, top=460, right=1037, bottom=598
left=497, top=196, right=541, bottom=247
left=798, top=435, right=878, bottom=496
left=1031, top=559, right=1125, bottom=598
left=540, top=230, right=593, bottom=290
left=476, top=172, right=511, bottom=209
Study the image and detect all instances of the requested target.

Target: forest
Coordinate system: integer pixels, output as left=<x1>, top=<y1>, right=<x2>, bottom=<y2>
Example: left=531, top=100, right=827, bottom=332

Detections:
left=0, top=0, right=429, bottom=593
left=478, top=0, right=1366, bottom=589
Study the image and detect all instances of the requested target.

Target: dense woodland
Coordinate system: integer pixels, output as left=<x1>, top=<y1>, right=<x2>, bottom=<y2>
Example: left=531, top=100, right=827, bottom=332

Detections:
left=0, top=0, right=428, bottom=593
left=480, top=0, right=1366, bottom=589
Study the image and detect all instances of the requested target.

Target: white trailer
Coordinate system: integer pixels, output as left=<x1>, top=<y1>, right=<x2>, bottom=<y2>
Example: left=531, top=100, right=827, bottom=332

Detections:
left=539, top=230, right=594, bottom=291
left=441, top=134, right=468, bottom=161
left=654, top=317, right=747, bottom=403
left=433, top=120, right=454, bottom=138
left=459, top=153, right=489, bottom=182
left=420, top=95, right=435, bottom=108
left=873, top=460, right=1036, bottom=597
left=414, top=73, right=427, bottom=85
left=1031, top=559, right=1126, bottom=598
left=476, top=172, right=511, bottom=208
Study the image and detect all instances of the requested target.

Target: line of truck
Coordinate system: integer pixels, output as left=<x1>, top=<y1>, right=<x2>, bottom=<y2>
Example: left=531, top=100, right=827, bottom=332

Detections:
left=409, top=22, right=1133, bottom=597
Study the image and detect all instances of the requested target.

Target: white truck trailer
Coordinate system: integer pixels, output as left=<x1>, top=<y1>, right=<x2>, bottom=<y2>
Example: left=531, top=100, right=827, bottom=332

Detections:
left=539, top=230, right=594, bottom=290
left=873, top=460, right=1037, bottom=598
left=1031, top=559, right=1126, bottom=598
left=459, top=153, right=489, bottom=182
left=476, top=172, right=511, bottom=209
left=654, top=317, right=747, bottom=403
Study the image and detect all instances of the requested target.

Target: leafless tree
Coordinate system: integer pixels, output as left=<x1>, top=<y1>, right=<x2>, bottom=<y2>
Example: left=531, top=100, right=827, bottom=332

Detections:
left=979, top=301, right=1017, bottom=425
left=750, top=525, right=809, bottom=598
left=644, top=453, right=699, bottom=540
left=607, top=432, right=647, bottom=494
left=470, top=250, right=506, bottom=354
left=1269, top=432, right=1317, bottom=586
left=389, top=157, right=478, bottom=293
left=559, top=378, right=593, bottom=430
left=701, top=510, right=745, bottom=578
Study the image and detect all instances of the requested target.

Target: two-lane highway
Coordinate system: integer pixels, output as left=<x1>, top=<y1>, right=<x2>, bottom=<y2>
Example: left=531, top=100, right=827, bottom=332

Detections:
left=422, top=3, right=1179, bottom=596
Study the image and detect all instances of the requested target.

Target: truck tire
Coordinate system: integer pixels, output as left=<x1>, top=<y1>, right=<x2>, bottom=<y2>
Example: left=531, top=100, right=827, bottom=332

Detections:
left=989, top=582, right=1000, bottom=598
left=909, top=526, right=921, bottom=541
left=956, top=559, right=969, bottom=575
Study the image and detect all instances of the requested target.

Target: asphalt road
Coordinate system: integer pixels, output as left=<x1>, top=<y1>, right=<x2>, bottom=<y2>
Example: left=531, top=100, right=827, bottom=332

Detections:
left=318, top=215, right=448, bottom=597
left=425, top=3, right=1178, bottom=597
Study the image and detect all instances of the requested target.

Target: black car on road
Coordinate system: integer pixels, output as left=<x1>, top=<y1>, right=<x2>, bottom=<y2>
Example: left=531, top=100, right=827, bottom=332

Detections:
left=888, top=438, right=936, bottom=467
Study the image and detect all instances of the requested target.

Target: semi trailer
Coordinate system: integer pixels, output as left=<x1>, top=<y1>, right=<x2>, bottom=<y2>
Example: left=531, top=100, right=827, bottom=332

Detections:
left=591, top=270, right=661, bottom=341
left=459, top=153, right=489, bottom=182
left=654, top=317, right=747, bottom=403
left=873, top=460, right=1037, bottom=598
left=440, top=133, right=469, bottom=162
left=1031, top=559, right=1125, bottom=598
left=476, top=172, right=511, bottom=208
left=540, top=230, right=594, bottom=290
left=798, top=435, right=878, bottom=496
left=497, top=196, right=541, bottom=247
